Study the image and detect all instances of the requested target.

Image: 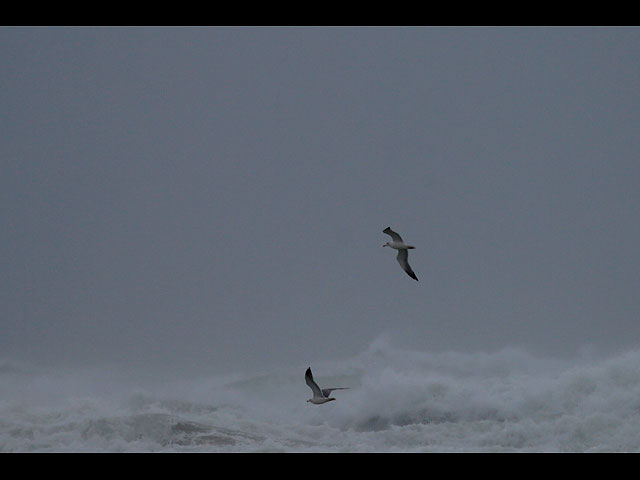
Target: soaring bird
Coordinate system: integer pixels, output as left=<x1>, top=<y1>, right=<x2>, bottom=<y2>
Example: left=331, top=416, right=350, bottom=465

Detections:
left=382, top=227, right=419, bottom=281
left=305, top=367, right=348, bottom=405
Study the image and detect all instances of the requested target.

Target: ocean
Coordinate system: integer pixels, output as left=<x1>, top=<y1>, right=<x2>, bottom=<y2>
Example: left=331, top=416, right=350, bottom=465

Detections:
left=2, top=337, right=640, bottom=452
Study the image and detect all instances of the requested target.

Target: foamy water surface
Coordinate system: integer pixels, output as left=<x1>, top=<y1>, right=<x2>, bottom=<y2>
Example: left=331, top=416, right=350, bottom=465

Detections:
left=3, top=338, right=640, bottom=452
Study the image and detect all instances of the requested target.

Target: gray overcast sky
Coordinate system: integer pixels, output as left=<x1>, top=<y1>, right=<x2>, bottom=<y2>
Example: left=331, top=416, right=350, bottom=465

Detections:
left=2, top=27, right=640, bottom=375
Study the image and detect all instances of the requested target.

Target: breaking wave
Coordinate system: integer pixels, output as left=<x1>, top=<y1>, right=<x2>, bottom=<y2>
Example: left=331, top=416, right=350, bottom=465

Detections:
left=3, top=338, right=640, bottom=451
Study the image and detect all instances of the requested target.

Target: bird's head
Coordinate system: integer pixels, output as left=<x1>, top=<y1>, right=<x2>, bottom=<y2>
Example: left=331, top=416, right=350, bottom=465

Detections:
left=383, top=242, right=390, bottom=247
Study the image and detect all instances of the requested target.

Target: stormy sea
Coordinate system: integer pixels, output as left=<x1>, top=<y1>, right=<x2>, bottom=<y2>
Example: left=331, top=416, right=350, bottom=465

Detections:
left=2, top=337, right=640, bottom=452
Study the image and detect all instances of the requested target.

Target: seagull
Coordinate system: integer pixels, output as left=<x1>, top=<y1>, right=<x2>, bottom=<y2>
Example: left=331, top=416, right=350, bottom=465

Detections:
left=305, top=367, right=348, bottom=405
left=383, top=227, right=419, bottom=281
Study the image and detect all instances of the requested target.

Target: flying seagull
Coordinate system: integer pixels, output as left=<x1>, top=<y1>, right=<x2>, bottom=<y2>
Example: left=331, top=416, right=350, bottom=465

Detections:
left=383, top=227, right=419, bottom=281
left=305, top=367, right=348, bottom=405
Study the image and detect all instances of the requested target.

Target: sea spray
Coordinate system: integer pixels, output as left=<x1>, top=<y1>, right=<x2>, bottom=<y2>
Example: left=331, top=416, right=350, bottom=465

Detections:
left=3, top=340, right=640, bottom=452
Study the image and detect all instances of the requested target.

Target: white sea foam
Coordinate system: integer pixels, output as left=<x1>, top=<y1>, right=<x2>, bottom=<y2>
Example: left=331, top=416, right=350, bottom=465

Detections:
left=2, top=338, right=640, bottom=452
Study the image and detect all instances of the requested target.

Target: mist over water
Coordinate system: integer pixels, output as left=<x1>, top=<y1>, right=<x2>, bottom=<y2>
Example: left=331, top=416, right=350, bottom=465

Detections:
left=3, top=337, right=640, bottom=452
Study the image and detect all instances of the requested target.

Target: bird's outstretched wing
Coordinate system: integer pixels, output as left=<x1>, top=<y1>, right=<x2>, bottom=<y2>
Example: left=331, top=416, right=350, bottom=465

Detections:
left=397, top=249, right=419, bottom=281
left=383, top=227, right=404, bottom=243
left=322, top=387, right=349, bottom=397
left=305, top=367, right=325, bottom=399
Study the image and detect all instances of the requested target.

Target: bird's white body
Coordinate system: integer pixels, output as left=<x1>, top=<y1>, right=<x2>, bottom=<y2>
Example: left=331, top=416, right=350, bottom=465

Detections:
left=307, top=397, right=336, bottom=405
left=383, top=241, right=415, bottom=250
